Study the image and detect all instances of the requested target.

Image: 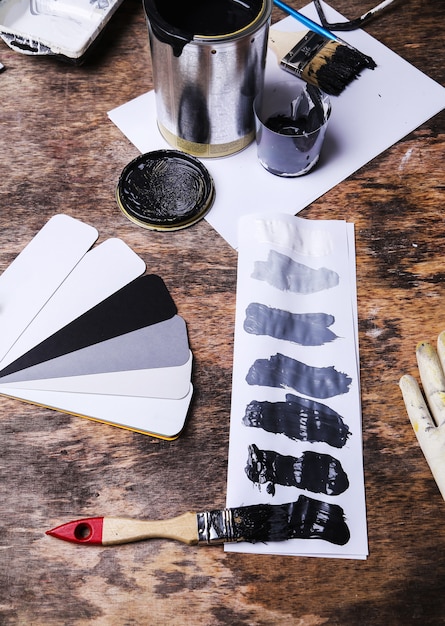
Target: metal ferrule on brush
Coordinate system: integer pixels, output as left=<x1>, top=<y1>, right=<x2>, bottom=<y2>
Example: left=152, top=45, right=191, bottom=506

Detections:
left=196, top=508, right=238, bottom=544
left=280, top=31, right=327, bottom=77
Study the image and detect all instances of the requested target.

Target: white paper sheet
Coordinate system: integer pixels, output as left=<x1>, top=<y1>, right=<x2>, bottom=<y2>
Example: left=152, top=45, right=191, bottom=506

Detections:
left=108, top=2, right=445, bottom=250
left=225, top=214, right=367, bottom=558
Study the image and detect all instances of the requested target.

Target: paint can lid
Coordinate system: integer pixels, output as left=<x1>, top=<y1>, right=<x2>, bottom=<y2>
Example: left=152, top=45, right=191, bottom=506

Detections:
left=116, top=150, right=215, bottom=231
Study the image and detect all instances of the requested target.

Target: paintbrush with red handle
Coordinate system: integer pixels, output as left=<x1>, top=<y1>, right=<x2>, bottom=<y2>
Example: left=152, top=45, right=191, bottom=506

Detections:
left=46, top=495, right=350, bottom=547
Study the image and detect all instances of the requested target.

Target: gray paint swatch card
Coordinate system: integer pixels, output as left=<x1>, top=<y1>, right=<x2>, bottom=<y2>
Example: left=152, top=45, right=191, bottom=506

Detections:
left=0, top=316, right=189, bottom=383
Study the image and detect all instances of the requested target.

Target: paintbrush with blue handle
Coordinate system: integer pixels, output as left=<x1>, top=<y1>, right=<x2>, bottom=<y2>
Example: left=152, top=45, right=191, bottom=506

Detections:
left=270, top=0, right=376, bottom=95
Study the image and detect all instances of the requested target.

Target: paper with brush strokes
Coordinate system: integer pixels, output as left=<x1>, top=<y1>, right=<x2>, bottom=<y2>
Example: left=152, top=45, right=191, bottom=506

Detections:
left=226, top=214, right=368, bottom=559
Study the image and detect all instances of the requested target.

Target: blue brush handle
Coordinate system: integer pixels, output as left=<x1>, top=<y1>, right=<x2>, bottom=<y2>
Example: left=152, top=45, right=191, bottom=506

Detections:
left=273, top=0, right=340, bottom=42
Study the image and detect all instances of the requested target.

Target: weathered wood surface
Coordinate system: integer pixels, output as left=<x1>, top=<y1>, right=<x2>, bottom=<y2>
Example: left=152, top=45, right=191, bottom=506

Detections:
left=0, top=0, right=444, bottom=624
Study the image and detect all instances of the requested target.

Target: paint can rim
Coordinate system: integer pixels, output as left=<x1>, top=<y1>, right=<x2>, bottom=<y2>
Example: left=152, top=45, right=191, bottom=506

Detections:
left=192, top=0, right=269, bottom=42
left=144, top=0, right=270, bottom=44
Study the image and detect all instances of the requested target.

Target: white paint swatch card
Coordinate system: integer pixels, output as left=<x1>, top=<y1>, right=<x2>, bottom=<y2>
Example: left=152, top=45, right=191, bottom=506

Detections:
left=0, top=237, right=146, bottom=369
left=0, top=0, right=125, bottom=61
left=225, top=214, right=367, bottom=559
left=0, top=385, right=194, bottom=440
left=0, top=214, right=98, bottom=364
left=0, top=351, right=193, bottom=399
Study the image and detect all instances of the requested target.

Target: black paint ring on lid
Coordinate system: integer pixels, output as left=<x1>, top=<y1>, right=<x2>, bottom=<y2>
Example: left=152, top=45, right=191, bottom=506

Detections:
left=116, top=150, right=215, bottom=231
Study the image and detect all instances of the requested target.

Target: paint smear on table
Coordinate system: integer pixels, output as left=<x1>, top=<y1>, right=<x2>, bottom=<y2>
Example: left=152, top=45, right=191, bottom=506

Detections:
left=226, top=214, right=368, bottom=559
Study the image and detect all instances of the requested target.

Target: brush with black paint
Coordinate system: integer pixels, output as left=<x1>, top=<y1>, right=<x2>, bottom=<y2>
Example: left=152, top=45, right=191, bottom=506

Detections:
left=270, top=0, right=376, bottom=96
left=46, top=495, right=350, bottom=547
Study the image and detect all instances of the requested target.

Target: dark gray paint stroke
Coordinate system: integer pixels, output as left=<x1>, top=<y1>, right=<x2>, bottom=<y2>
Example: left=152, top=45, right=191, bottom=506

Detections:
left=243, top=302, right=338, bottom=346
left=246, top=353, right=352, bottom=399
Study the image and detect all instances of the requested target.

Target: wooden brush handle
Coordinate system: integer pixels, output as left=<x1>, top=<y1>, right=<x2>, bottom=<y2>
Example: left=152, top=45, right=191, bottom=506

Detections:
left=102, top=513, right=198, bottom=545
left=268, top=29, right=308, bottom=61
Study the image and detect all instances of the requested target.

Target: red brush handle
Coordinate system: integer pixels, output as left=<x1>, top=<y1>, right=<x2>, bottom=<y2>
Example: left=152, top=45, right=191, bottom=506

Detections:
left=46, top=517, right=104, bottom=545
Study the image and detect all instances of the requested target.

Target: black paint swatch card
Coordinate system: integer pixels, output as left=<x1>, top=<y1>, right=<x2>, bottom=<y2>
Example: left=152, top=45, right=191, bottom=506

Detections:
left=0, top=274, right=177, bottom=379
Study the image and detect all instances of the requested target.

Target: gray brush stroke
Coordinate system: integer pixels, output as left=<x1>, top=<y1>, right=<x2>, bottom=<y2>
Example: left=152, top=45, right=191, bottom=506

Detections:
left=252, top=249, right=339, bottom=294
left=244, top=302, right=338, bottom=346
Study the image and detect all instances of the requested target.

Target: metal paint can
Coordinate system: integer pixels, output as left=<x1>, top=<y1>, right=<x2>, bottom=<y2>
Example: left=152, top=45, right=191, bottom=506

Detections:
left=143, top=0, right=272, bottom=158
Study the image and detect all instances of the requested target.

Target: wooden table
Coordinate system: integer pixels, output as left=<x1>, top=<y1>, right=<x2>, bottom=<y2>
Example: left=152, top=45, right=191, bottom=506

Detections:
left=0, top=1, right=444, bottom=623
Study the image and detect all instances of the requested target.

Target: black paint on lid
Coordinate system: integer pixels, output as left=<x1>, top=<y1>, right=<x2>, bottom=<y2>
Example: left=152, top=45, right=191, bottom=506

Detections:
left=116, top=150, right=215, bottom=231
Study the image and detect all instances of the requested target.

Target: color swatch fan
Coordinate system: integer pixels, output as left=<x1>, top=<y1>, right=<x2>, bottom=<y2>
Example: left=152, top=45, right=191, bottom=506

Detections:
left=0, top=214, right=193, bottom=439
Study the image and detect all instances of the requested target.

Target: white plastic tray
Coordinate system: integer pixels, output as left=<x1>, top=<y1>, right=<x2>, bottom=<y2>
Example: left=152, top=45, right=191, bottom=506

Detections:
left=0, top=0, right=124, bottom=61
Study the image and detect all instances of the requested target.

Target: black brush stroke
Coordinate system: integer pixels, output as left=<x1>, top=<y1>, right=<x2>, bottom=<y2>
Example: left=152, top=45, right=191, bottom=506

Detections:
left=243, top=393, right=350, bottom=448
left=245, top=443, right=349, bottom=497
left=225, top=495, right=350, bottom=545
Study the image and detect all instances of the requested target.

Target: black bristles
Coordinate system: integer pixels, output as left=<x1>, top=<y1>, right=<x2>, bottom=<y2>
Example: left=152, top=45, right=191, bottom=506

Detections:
left=281, top=31, right=377, bottom=96
left=233, top=495, right=350, bottom=546
left=314, top=43, right=377, bottom=96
